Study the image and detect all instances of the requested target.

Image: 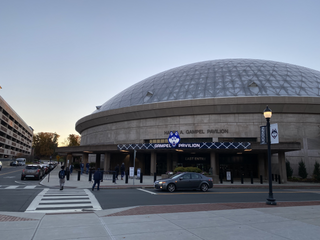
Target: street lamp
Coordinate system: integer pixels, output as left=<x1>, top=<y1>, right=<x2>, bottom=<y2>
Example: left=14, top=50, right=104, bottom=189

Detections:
left=264, top=106, right=276, bottom=205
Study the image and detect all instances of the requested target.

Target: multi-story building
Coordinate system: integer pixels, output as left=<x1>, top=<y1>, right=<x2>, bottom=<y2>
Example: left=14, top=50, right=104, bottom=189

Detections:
left=0, top=96, right=33, bottom=158
left=58, top=59, right=320, bottom=182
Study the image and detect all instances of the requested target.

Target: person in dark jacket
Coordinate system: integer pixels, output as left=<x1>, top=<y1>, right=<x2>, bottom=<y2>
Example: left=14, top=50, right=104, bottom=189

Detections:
left=114, top=164, right=119, bottom=180
left=120, top=163, right=125, bottom=180
left=92, top=168, right=103, bottom=191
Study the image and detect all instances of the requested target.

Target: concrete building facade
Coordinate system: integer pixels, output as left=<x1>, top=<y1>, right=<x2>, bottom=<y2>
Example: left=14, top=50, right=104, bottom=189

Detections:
left=58, top=59, right=320, bottom=182
left=0, top=96, right=33, bottom=159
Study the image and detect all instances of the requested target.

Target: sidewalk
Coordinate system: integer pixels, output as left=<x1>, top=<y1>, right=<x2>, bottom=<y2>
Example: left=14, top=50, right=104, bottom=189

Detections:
left=1, top=203, right=320, bottom=239
left=40, top=166, right=320, bottom=189
left=1, top=166, right=320, bottom=239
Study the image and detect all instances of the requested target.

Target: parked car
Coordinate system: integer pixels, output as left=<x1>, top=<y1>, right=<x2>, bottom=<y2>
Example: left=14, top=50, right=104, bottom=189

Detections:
left=0, top=161, right=2, bottom=171
left=10, top=161, right=18, bottom=166
left=154, top=172, right=213, bottom=192
left=40, top=164, right=50, bottom=174
left=16, top=158, right=26, bottom=166
left=21, top=165, right=44, bottom=180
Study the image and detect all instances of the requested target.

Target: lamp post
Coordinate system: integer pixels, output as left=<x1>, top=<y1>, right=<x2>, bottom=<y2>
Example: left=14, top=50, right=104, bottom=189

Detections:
left=264, top=106, right=276, bottom=205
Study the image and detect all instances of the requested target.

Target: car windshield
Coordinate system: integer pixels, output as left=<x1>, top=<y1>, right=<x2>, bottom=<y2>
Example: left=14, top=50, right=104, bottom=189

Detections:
left=26, top=166, right=38, bottom=170
left=170, top=173, right=185, bottom=179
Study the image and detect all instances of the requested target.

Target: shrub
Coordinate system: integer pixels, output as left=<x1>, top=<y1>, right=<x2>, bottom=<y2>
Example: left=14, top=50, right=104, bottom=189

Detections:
left=298, top=159, right=308, bottom=179
left=173, top=167, right=185, bottom=173
left=286, top=160, right=293, bottom=178
left=173, top=166, right=202, bottom=173
left=313, top=161, right=320, bottom=181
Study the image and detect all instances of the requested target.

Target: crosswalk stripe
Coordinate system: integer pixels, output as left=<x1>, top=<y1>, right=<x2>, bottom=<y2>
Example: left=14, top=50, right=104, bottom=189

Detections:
left=24, top=185, right=37, bottom=189
left=25, top=188, right=102, bottom=213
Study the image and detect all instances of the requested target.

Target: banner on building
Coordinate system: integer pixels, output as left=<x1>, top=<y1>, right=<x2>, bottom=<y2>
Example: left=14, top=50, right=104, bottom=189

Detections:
left=270, top=123, right=279, bottom=144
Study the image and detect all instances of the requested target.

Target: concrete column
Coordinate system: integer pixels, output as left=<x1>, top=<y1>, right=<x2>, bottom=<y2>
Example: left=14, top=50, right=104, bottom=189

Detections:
left=172, top=152, right=178, bottom=170
left=96, top=154, right=101, bottom=169
left=103, top=152, right=111, bottom=171
left=258, top=154, right=265, bottom=179
left=167, top=153, right=172, bottom=172
left=150, top=152, right=156, bottom=175
left=278, top=151, right=287, bottom=183
left=82, top=153, right=88, bottom=169
left=66, top=154, right=72, bottom=167
left=210, top=152, right=218, bottom=175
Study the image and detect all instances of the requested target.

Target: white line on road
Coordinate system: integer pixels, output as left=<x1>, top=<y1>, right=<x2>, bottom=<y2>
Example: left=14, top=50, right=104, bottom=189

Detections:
left=137, top=188, right=157, bottom=195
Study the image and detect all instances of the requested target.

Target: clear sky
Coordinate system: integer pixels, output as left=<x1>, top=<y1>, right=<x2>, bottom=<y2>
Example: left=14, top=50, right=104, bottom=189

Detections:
left=1, top=0, right=320, bottom=145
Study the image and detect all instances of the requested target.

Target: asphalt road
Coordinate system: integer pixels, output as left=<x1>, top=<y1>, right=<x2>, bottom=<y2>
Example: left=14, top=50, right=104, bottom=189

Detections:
left=1, top=165, right=320, bottom=212
left=0, top=165, right=43, bottom=185
left=92, top=188, right=320, bottom=210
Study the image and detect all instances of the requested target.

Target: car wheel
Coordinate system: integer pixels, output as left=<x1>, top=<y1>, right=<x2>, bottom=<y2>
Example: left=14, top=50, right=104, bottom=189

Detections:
left=200, top=183, right=209, bottom=192
left=167, top=183, right=176, bottom=192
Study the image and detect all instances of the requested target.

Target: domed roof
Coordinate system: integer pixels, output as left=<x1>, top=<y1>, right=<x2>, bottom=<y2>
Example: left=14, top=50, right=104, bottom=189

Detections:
left=95, top=59, right=320, bottom=113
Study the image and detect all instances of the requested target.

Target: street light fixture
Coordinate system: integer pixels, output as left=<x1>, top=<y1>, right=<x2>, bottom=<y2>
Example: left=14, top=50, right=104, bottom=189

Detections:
left=264, top=106, right=276, bottom=205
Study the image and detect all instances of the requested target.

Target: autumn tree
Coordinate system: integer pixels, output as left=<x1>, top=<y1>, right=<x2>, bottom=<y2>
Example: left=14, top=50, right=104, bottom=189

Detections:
left=33, top=132, right=59, bottom=159
left=65, top=134, right=81, bottom=147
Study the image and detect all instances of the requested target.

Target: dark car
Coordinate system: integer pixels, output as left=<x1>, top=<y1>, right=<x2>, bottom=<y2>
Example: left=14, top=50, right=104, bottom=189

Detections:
left=10, top=161, right=18, bottom=166
left=21, top=165, right=44, bottom=180
left=154, top=172, right=213, bottom=192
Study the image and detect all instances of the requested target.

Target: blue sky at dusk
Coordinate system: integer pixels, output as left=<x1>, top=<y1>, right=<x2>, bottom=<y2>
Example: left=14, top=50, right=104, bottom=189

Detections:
left=1, top=0, right=320, bottom=144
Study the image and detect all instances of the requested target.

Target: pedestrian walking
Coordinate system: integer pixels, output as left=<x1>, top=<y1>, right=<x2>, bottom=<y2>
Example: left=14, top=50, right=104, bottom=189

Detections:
left=114, top=164, right=119, bottom=180
left=92, top=168, right=102, bottom=191
left=86, top=162, right=90, bottom=174
left=58, top=166, right=66, bottom=190
left=120, top=163, right=125, bottom=180
left=69, top=164, right=73, bottom=174
left=80, top=162, right=84, bottom=175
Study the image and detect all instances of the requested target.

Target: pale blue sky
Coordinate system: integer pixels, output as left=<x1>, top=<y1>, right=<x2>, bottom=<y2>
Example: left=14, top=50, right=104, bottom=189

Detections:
left=1, top=0, right=320, bottom=145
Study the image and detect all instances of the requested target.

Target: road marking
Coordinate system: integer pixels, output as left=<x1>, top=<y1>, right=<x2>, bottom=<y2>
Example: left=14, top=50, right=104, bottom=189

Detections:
left=25, top=188, right=102, bottom=213
left=155, top=191, right=310, bottom=195
left=24, top=185, right=37, bottom=189
left=137, top=188, right=157, bottom=195
left=5, top=186, right=19, bottom=189
left=0, top=169, right=23, bottom=176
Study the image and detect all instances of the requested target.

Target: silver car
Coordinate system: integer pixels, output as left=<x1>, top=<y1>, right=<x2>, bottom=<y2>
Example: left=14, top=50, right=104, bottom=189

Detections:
left=154, top=172, right=213, bottom=192
left=21, top=165, right=44, bottom=180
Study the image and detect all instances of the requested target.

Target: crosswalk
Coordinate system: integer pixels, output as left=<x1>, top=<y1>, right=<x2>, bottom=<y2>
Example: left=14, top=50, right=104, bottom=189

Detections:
left=25, top=188, right=102, bottom=213
left=0, top=185, right=42, bottom=189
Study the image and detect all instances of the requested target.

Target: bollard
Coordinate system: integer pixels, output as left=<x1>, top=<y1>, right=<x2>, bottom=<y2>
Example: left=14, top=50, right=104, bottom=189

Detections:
left=112, top=172, right=116, bottom=183
left=272, top=174, right=274, bottom=181
left=275, top=174, right=278, bottom=182
left=231, top=172, right=233, bottom=184
left=67, top=170, right=70, bottom=181
left=220, top=176, right=223, bottom=184
left=140, top=172, right=143, bottom=183
left=260, top=175, right=263, bottom=184
left=78, top=171, right=81, bottom=181
left=125, top=171, right=128, bottom=184
left=250, top=171, right=253, bottom=184
left=100, top=170, right=103, bottom=182
left=241, top=174, right=244, bottom=184
left=89, top=170, right=92, bottom=182
left=154, top=172, right=157, bottom=182
left=278, top=175, right=281, bottom=184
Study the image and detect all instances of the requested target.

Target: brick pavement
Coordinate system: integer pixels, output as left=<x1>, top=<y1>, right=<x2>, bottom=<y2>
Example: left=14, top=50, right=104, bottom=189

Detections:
left=105, top=201, right=320, bottom=217
left=0, top=214, right=37, bottom=222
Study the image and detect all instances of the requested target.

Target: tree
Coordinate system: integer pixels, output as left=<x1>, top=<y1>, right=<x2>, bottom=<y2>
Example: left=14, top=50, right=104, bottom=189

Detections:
left=313, top=161, right=320, bottom=181
left=66, top=134, right=81, bottom=147
left=298, top=159, right=308, bottom=179
left=286, top=160, right=293, bottom=178
left=32, top=132, right=59, bottom=159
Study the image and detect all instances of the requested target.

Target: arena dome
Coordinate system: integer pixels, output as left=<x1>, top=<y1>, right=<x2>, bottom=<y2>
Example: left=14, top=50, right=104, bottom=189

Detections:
left=95, top=59, right=320, bottom=113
